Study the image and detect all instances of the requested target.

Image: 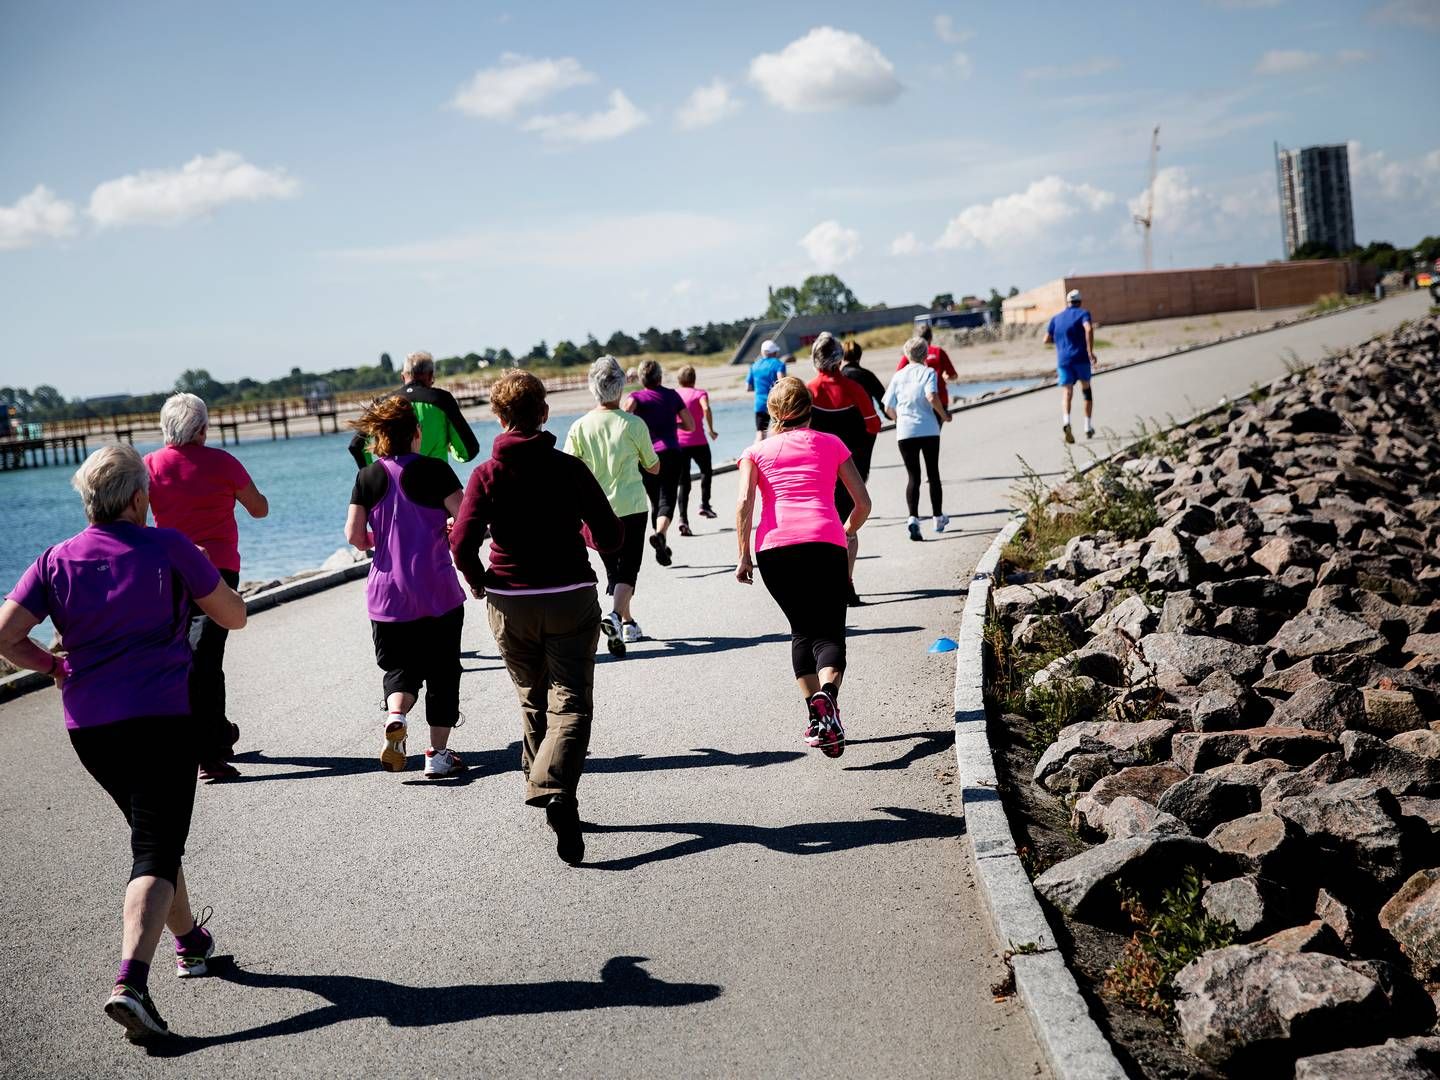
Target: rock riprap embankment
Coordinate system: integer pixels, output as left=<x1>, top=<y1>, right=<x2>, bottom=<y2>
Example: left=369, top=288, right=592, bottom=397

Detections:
left=991, top=317, right=1440, bottom=1073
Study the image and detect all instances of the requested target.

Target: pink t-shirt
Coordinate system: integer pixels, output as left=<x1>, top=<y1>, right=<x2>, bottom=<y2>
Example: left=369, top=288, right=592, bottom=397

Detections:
left=677, top=387, right=709, bottom=448
left=144, top=444, right=252, bottom=572
left=740, top=428, right=852, bottom=553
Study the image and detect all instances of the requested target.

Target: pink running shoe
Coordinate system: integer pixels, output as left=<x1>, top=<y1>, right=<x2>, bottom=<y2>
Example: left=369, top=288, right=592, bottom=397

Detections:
left=807, top=691, right=845, bottom=758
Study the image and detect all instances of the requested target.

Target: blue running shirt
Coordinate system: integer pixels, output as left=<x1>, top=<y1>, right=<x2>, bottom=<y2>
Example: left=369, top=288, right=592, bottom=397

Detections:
left=1047, top=307, right=1092, bottom=368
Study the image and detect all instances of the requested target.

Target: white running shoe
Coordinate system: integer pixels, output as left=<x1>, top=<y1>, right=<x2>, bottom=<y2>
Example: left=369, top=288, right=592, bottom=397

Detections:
left=935, top=514, right=950, bottom=533
left=907, top=516, right=922, bottom=542
left=424, top=747, right=466, bottom=779
left=601, top=611, right=626, bottom=657
left=622, top=620, right=645, bottom=643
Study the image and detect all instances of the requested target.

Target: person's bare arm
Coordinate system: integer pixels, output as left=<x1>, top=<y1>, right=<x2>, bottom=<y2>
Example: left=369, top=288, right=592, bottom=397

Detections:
left=837, top=458, right=872, bottom=534
left=677, top=407, right=696, bottom=433
left=1084, top=320, right=1096, bottom=363
left=927, top=391, right=950, bottom=424
left=0, top=600, right=65, bottom=687
left=884, top=405, right=898, bottom=421
left=236, top=480, right=269, bottom=519
left=444, top=490, right=464, bottom=518
left=622, top=395, right=638, bottom=414
left=345, top=504, right=373, bottom=550
left=734, top=459, right=758, bottom=584
left=195, top=580, right=247, bottom=630
left=701, top=397, right=717, bottom=439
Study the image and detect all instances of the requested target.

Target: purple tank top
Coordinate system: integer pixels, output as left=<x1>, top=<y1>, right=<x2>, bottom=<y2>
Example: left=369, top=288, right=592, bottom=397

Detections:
left=366, top=455, right=465, bottom=622
left=630, top=386, right=685, bottom=452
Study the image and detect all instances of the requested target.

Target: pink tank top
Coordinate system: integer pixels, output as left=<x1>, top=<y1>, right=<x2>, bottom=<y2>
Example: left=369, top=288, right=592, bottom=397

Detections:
left=740, top=428, right=852, bottom=552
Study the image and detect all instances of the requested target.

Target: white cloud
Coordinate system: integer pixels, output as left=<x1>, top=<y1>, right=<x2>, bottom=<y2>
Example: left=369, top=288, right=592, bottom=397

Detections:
left=936, top=176, right=1115, bottom=250
left=0, top=185, right=78, bottom=250
left=952, top=52, right=974, bottom=79
left=676, top=78, right=740, bottom=130
left=450, top=54, right=594, bottom=119
left=1347, top=140, right=1440, bottom=201
left=749, top=27, right=902, bottom=112
left=87, top=152, right=298, bottom=228
left=1372, top=0, right=1440, bottom=30
left=1023, top=57, right=1118, bottom=80
left=522, top=89, right=649, bottom=144
left=332, top=211, right=751, bottom=269
left=933, top=14, right=974, bottom=44
left=889, top=231, right=922, bottom=256
left=1254, top=48, right=1321, bottom=74
left=799, top=219, right=861, bottom=269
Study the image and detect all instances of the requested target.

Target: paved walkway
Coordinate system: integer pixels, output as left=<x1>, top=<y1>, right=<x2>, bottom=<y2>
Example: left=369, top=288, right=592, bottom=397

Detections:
left=0, top=291, right=1428, bottom=1079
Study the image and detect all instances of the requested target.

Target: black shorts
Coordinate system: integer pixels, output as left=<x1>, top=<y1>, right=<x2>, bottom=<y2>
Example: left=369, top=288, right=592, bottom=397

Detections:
left=69, top=714, right=199, bottom=885
left=602, top=512, right=649, bottom=593
left=754, top=410, right=770, bottom=433
left=371, top=604, right=464, bottom=726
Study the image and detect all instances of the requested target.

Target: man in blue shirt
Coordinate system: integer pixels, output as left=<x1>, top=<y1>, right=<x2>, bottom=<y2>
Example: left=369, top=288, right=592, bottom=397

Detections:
left=1044, top=289, right=1096, bottom=443
left=745, top=339, right=787, bottom=443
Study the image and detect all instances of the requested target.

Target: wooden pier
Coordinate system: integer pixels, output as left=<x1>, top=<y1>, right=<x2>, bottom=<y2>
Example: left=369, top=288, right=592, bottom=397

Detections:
left=0, top=433, right=89, bottom=472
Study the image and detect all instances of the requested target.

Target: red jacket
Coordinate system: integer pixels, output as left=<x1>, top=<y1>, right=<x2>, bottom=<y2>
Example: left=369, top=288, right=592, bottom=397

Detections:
left=808, top=371, right=881, bottom=437
left=450, top=430, right=622, bottom=593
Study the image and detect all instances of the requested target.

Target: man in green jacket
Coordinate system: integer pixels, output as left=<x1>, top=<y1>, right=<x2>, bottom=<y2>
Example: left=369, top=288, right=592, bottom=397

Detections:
left=349, top=351, right=481, bottom=467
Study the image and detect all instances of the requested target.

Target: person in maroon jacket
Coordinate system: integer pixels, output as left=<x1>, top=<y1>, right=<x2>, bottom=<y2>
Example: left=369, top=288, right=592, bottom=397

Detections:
left=450, top=371, right=622, bottom=866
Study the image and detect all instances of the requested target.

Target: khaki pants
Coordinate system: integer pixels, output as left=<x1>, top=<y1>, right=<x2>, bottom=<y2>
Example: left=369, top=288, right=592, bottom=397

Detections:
left=485, top=587, right=602, bottom=805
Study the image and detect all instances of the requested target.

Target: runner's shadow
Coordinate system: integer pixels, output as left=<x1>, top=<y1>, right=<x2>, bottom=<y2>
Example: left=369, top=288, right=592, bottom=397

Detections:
left=587, top=747, right=805, bottom=773
left=146, top=955, right=720, bottom=1054
left=859, top=588, right=965, bottom=606
left=644, top=625, right=922, bottom=660
left=226, top=746, right=514, bottom=784
left=582, top=806, right=962, bottom=872
left=842, top=731, right=952, bottom=771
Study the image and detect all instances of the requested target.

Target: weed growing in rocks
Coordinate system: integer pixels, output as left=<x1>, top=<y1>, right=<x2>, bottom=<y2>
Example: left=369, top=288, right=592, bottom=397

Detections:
left=1104, top=869, right=1236, bottom=1019
left=1003, top=456, right=1160, bottom=571
left=1024, top=672, right=1108, bottom=751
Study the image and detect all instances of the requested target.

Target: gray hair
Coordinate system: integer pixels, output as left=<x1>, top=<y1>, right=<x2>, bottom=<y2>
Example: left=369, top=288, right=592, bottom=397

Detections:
left=588, top=355, right=627, bottom=404
left=159, top=392, right=208, bottom=446
left=810, top=331, right=843, bottom=373
left=638, top=358, right=663, bottom=388
left=403, top=351, right=434, bottom=379
left=72, top=445, right=149, bottom=524
left=903, top=336, right=929, bottom=364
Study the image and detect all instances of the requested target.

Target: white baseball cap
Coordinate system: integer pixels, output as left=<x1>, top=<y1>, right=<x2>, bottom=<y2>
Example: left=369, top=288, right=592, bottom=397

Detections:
left=760, top=340, right=781, bottom=357
left=1067, top=289, right=1082, bottom=303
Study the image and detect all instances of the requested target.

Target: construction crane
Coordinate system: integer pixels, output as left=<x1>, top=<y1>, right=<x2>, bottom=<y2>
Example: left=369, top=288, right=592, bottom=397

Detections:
left=1133, top=124, right=1160, bottom=271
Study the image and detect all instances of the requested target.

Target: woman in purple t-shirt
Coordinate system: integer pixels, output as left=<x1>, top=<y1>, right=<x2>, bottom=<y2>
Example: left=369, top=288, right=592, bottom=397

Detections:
left=623, top=359, right=695, bottom=567
left=345, top=397, right=466, bottom=779
left=0, top=445, right=247, bottom=1042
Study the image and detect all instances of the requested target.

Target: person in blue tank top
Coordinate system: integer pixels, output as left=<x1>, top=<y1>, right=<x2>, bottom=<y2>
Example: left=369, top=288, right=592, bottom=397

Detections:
left=745, top=339, right=788, bottom=443
left=346, top=397, right=468, bottom=779
left=1045, top=288, right=1097, bottom=443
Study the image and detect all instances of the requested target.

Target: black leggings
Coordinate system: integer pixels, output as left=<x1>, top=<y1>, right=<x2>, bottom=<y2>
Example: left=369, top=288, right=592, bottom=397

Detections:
left=641, top=449, right=683, bottom=526
left=677, top=444, right=713, bottom=520
left=898, top=435, right=943, bottom=518
left=189, top=567, right=240, bottom=761
left=371, top=604, right=464, bottom=726
left=602, top=512, right=649, bottom=593
left=756, top=542, right=849, bottom=678
left=70, top=714, right=199, bottom=885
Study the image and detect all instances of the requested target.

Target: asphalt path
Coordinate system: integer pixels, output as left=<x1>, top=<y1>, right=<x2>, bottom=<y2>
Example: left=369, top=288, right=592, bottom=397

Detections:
left=0, top=290, right=1428, bottom=1079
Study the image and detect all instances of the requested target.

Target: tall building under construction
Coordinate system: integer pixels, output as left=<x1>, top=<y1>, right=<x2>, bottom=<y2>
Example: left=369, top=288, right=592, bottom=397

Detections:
left=1275, top=143, right=1355, bottom=258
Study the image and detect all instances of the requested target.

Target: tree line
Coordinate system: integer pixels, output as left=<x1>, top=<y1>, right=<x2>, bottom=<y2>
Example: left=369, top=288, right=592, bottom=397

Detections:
left=1291, top=235, right=1440, bottom=271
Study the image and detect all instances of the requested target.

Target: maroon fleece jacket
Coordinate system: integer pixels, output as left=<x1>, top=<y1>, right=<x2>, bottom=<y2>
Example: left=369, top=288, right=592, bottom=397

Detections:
left=450, top=430, right=623, bottom=593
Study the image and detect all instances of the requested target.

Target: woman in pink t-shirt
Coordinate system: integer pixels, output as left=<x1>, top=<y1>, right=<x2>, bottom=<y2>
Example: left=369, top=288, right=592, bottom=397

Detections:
left=674, top=365, right=718, bottom=536
left=735, top=377, right=871, bottom=757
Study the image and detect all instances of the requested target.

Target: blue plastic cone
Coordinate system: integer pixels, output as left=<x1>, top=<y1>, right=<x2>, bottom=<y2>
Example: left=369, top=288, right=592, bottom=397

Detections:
left=928, top=636, right=958, bottom=653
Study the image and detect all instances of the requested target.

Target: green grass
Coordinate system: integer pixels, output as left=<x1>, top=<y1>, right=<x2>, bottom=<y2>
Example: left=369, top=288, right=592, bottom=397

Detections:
left=1092, top=338, right=1114, bottom=349
left=1306, top=292, right=1368, bottom=316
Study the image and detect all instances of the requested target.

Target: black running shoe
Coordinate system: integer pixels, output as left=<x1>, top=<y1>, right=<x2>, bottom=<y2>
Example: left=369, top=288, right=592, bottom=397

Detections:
left=649, top=533, right=672, bottom=567
left=105, top=984, right=170, bottom=1042
left=544, top=794, right=585, bottom=865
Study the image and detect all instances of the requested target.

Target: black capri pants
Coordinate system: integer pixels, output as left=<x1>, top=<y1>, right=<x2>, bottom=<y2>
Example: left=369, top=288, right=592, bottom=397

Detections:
left=898, top=435, right=943, bottom=518
left=371, top=603, right=464, bottom=726
left=756, top=541, right=849, bottom=678
left=70, top=714, right=199, bottom=885
left=641, top=448, right=683, bottom=526
left=677, top=444, right=713, bottom=519
left=602, top=512, right=649, bottom=593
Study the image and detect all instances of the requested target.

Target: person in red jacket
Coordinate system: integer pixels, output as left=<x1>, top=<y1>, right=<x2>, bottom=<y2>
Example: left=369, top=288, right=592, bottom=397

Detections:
left=896, top=323, right=958, bottom=408
left=807, top=332, right=879, bottom=606
left=450, top=372, right=623, bottom=866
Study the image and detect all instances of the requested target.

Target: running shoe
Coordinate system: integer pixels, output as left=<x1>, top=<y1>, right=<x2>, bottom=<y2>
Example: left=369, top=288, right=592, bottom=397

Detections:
left=649, top=533, right=672, bottom=566
left=678, top=522, right=693, bottom=537
left=424, top=747, right=466, bottom=779
left=907, top=516, right=922, bottom=542
left=380, top=718, right=408, bottom=772
left=622, top=620, right=645, bottom=643
left=104, top=984, right=169, bottom=1042
left=808, top=691, right=846, bottom=758
left=698, top=505, right=718, bottom=519
left=1085, top=425, right=1096, bottom=440
left=601, top=611, right=626, bottom=657
left=175, top=907, right=215, bottom=979
left=198, top=760, right=240, bottom=782
left=803, top=698, right=824, bottom=747
left=1063, top=422, right=1075, bottom=444
left=935, top=514, right=951, bottom=533
left=544, top=793, right=585, bottom=865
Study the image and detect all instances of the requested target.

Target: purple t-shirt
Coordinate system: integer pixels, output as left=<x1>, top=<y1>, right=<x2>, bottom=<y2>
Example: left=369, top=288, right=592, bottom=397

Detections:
left=7, top=522, right=222, bottom=730
left=629, top=386, right=686, bottom=453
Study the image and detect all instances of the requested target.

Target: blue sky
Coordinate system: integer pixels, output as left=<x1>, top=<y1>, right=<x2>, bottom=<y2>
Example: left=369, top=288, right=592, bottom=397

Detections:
left=2, top=0, right=1438, bottom=397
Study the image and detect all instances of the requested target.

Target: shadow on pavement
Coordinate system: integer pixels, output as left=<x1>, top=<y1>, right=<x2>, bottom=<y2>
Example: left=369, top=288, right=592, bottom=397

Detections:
left=581, top=806, right=962, bottom=871
left=587, top=747, right=805, bottom=773
left=147, top=955, right=720, bottom=1054
left=857, top=587, right=965, bottom=607
left=621, top=625, right=922, bottom=662
left=842, top=731, right=953, bottom=772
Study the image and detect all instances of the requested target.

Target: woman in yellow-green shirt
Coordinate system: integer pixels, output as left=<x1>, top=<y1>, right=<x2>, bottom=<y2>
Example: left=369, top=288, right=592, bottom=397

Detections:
left=564, top=356, right=661, bottom=657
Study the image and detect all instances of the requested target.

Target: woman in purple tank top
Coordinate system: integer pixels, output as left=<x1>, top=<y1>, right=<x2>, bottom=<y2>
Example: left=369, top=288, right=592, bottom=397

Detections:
left=623, top=359, right=694, bottom=567
left=346, top=397, right=467, bottom=779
